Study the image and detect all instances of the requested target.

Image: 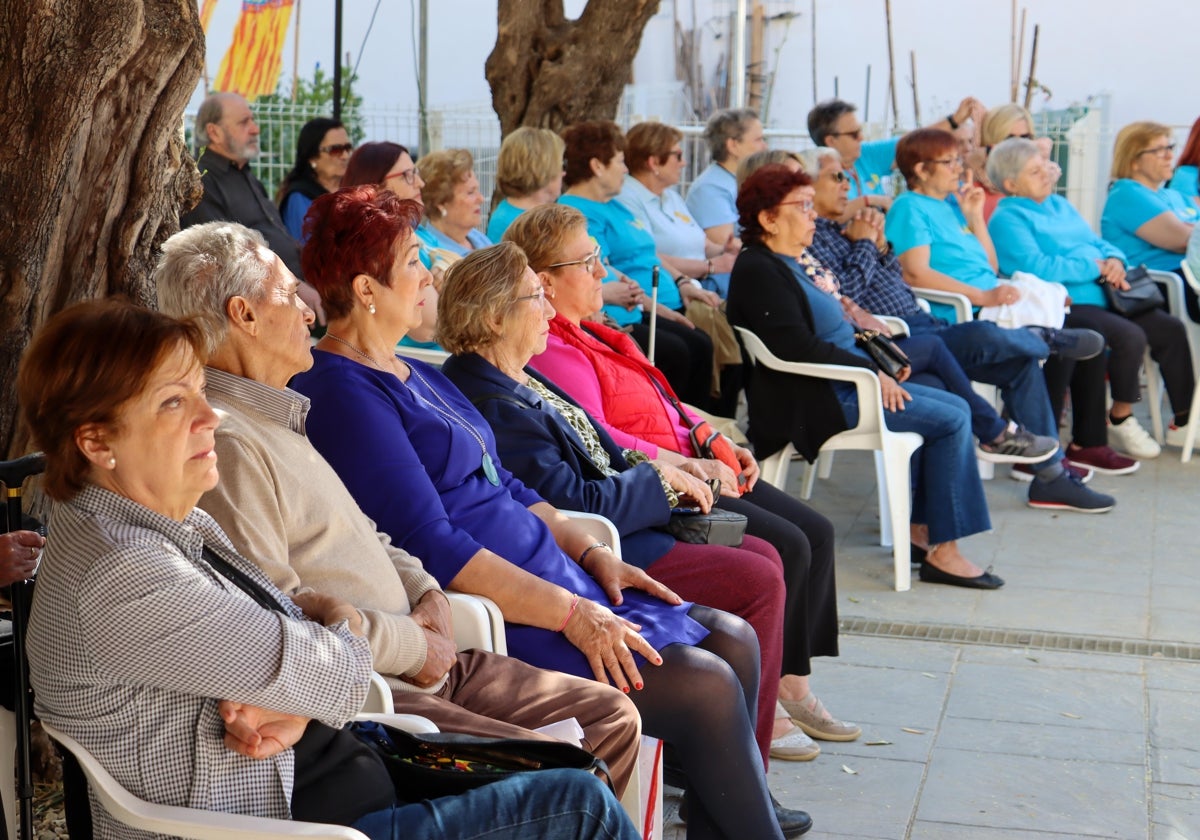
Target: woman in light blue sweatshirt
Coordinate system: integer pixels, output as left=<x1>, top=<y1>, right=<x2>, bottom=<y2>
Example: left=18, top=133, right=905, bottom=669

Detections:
left=988, top=138, right=1194, bottom=461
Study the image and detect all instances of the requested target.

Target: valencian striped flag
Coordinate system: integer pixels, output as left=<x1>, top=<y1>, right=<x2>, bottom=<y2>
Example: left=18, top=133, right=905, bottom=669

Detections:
left=213, top=0, right=295, bottom=100
left=198, top=0, right=219, bottom=32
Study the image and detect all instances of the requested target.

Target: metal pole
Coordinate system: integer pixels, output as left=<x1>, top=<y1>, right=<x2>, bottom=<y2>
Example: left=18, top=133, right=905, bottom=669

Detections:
left=731, top=0, right=747, bottom=108
left=419, top=0, right=430, bottom=155
left=332, top=0, right=343, bottom=120
left=648, top=267, right=659, bottom=364
left=291, top=0, right=301, bottom=102
left=810, top=0, right=817, bottom=103
left=862, top=66, right=870, bottom=122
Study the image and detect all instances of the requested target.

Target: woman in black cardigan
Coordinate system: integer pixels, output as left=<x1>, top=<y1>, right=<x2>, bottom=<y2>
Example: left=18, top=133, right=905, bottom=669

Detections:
left=727, top=165, right=1002, bottom=590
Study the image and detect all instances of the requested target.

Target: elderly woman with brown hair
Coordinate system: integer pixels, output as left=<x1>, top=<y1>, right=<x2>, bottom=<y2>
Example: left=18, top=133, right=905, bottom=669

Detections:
left=437, top=241, right=829, bottom=768
left=416, top=148, right=493, bottom=257
left=487, top=127, right=566, bottom=241
left=617, top=121, right=738, bottom=296
left=560, top=119, right=725, bottom=412
left=506, top=203, right=863, bottom=757
left=290, top=184, right=811, bottom=840
left=17, top=299, right=632, bottom=839
left=731, top=165, right=1002, bottom=589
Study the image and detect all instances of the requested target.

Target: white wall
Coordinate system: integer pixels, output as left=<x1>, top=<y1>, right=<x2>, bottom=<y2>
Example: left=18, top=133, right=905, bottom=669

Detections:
left=196, top=0, right=1200, bottom=134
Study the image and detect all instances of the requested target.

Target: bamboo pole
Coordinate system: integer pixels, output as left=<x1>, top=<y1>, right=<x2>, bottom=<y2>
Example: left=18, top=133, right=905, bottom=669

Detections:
left=861, top=67, right=868, bottom=121
left=1023, top=23, right=1040, bottom=110
left=1015, top=8, right=1027, bottom=103
left=884, top=0, right=899, bottom=132
left=810, top=0, right=817, bottom=102
left=909, top=50, right=920, bottom=125
left=1009, top=0, right=1017, bottom=102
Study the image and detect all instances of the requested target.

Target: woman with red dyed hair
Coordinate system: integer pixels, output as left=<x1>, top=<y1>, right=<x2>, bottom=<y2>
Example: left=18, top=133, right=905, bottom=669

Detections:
left=1168, top=117, right=1200, bottom=208
left=294, top=184, right=811, bottom=840
left=729, top=165, right=1002, bottom=590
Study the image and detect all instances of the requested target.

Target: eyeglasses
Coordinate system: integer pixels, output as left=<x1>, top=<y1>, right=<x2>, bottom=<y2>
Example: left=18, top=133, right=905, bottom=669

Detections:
left=778, top=199, right=815, bottom=213
left=1137, top=143, right=1176, bottom=158
left=825, top=170, right=848, bottom=183
left=320, top=143, right=354, bottom=157
left=665, top=149, right=684, bottom=160
left=547, top=246, right=603, bottom=272
left=925, top=156, right=964, bottom=168
left=829, top=129, right=864, bottom=141
left=514, top=286, right=547, bottom=306
left=386, top=166, right=422, bottom=185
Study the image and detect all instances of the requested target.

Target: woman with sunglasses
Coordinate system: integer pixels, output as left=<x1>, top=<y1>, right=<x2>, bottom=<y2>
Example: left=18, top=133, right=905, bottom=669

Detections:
left=277, top=118, right=352, bottom=240
left=967, top=103, right=1061, bottom=222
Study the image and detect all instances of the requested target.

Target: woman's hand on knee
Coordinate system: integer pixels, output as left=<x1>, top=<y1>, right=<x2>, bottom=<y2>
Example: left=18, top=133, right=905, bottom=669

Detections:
left=879, top=376, right=912, bottom=412
left=563, top=598, right=663, bottom=692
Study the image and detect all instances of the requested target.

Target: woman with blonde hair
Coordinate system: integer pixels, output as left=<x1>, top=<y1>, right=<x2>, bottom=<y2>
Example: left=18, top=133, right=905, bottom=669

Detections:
left=417, top=148, right=493, bottom=256
left=488, top=127, right=566, bottom=240
left=967, top=103, right=1059, bottom=220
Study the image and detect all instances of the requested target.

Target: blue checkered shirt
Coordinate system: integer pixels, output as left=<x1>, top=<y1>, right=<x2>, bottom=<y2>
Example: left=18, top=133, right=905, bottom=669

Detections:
left=810, top=217, right=925, bottom=318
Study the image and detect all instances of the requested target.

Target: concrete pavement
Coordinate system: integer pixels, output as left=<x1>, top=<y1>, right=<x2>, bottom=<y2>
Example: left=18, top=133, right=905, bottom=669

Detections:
left=663, top=428, right=1200, bottom=839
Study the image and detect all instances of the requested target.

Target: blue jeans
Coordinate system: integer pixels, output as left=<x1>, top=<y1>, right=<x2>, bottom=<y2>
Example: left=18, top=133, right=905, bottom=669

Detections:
left=837, top=381, right=992, bottom=545
left=351, top=769, right=637, bottom=839
left=907, top=316, right=1058, bottom=439
left=896, top=333, right=1007, bottom=442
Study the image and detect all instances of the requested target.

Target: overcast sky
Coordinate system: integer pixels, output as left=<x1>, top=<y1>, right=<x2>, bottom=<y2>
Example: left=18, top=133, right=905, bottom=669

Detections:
left=195, top=0, right=1200, bottom=135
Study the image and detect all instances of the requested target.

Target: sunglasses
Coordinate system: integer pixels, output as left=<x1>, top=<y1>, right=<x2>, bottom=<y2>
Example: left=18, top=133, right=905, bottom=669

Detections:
left=320, top=143, right=354, bottom=156
left=1007, top=133, right=1034, bottom=140
left=827, top=170, right=848, bottom=183
left=829, top=129, right=864, bottom=141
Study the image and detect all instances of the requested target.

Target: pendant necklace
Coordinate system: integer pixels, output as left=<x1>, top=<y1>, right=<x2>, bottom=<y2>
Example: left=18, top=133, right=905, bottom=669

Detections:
left=406, top=366, right=501, bottom=486
left=324, top=332, right=501, bottom=485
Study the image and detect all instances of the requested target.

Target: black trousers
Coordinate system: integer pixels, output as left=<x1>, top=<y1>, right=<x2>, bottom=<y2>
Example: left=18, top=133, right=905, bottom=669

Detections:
left=630, top=314, right=714, bottom=409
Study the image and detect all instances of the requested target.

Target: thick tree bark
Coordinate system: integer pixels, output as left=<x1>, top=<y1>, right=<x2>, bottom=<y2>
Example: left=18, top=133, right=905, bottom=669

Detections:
left=487, top=0, right=661, bottom=136
left=0, top=0, right=203, bottom=458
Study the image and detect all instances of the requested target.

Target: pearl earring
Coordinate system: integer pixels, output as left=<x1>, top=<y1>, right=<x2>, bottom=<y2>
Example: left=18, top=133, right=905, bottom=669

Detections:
left=107, top=457, right=116, bottom=468
left=368, top=303, right=377, bottom=315
left=439, top=207, right=448, bottom=218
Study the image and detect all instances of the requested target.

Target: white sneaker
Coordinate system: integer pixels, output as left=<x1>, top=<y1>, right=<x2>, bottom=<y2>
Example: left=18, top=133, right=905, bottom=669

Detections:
left=1108, top=416, right=1161, bottom=459
left=1165, top=423, right=1191, bottom=447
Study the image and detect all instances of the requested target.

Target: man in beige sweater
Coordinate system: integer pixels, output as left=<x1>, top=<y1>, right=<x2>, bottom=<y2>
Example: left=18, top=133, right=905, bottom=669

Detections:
left=155, top=221, right=640, bottom=795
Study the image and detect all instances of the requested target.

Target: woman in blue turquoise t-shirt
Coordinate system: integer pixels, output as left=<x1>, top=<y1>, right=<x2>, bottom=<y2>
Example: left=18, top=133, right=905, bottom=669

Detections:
left=1167, top=116, right=1200, bottom=211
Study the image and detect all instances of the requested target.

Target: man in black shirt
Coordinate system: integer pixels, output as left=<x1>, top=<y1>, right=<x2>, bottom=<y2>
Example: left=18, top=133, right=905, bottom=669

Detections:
left=181, top=93, right=325, bottom=322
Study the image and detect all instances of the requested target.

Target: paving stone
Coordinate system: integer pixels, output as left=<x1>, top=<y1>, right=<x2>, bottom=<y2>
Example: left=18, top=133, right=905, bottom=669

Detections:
left=1150, top=782, right=1200, bottom=839
left=1148, top=689, right=1200, bottom=751
left=969, top=588, right=1148, bottom=638
left=936, top=716, right=1146, bottom=765
left=959, top=646, right=1144, bottom=675
left=915, top=749, right=1147, bottom=836
left=1151, top=747, right=1200, bottom=787
left=912, top=822, right=1116, bottom=839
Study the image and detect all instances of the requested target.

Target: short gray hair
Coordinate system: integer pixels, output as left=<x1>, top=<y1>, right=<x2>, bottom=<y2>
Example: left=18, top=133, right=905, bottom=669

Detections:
left=986, top=138, right=1041, bottom=196
left=154, top=222, right=275, bottom=351
left=194, top=93, right=240, bottom=149
left=704, top=108, right=760, bottom=162
left=796, top=146, right=841, bottom=175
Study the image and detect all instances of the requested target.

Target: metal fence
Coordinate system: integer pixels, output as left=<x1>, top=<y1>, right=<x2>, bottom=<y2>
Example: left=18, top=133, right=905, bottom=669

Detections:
left=186, top=93, right=1189, bottom=233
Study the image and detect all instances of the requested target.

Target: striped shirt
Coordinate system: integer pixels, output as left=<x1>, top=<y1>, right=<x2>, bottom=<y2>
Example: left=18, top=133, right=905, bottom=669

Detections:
left=27, top=485, right=372, bottom=838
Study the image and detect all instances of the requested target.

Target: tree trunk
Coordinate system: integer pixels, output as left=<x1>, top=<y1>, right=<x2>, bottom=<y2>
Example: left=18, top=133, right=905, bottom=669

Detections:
left=0, top=0, right=203, bottom=459
left=487, top=0, right=661, bottom=136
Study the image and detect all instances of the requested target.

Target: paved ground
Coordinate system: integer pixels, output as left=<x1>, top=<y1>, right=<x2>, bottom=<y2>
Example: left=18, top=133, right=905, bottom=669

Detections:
left=663, top=417, right=1200, bottom=840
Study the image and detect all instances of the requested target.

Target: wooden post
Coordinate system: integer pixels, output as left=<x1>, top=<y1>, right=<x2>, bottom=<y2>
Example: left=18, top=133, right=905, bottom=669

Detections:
left=1023, top=23, right=1040, bottom=110
left=748, top=2, right=765, bottom=110
left=909, top=50, right=920, bottom=125
left=884, top=0, right=899, bottom=132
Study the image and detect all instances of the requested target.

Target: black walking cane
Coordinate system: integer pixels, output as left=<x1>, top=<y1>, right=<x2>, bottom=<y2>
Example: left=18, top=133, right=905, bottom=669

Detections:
left=1, top=452, right=46, bottom=840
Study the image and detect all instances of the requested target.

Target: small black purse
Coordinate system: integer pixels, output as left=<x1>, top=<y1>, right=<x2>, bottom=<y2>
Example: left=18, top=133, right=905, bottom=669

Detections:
left=854, top=330, right=910, bottom=379
left=662, top=507, right=748, bottom=546
left=1102, top=265, right=1165, bottom=318
left=351, top=720, right=613, bottom=802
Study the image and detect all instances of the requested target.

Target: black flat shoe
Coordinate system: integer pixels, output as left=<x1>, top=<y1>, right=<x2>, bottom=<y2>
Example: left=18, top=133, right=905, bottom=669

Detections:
left=910, top=543, right=927, bottom=566
left=918, top=561, right=1005, bottom=589
left=771, top=793, right=813, bottom=837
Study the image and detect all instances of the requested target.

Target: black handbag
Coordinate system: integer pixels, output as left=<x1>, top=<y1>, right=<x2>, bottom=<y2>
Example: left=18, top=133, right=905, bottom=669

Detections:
left=854, top=330, right=910, bottom=379
left=662, top=507, right=748, bottom=546
left=351, top=720, right=613, bottom=802
left=1102, top=265, right=1165, bottom=318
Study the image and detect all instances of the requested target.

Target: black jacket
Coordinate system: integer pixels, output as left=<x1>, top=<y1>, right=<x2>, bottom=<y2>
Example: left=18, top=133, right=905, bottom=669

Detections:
left=726, top=244, right=877, bottom=461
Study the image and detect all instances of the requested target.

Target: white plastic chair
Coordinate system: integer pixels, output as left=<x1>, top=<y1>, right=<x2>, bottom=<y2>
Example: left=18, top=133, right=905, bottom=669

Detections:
left=40, top=714, right=442, bottom=840
left=735, top=326, right=923, bottom=591
left=1138, top=269, right=1199, bottom=444
left=1176, top=260, right=1200, bottom=462
left=397, top=347, right=450, bottom=368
